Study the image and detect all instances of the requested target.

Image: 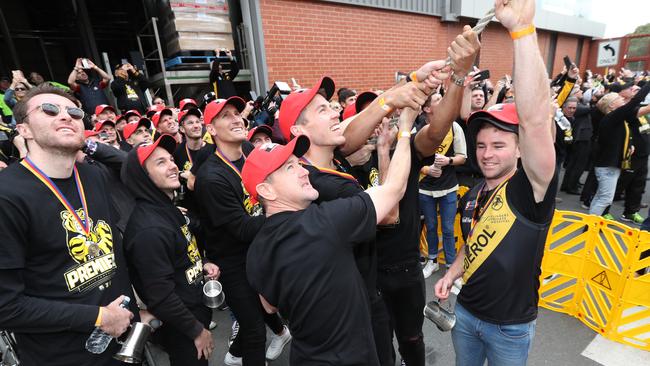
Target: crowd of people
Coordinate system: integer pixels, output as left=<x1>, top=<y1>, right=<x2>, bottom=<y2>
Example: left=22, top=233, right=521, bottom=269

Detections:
left=0, top=0, right=648, bottom=366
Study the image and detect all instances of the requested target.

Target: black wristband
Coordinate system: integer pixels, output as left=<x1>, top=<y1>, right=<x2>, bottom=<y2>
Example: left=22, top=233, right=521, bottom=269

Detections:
left=449, top=157, right=453, bottom=165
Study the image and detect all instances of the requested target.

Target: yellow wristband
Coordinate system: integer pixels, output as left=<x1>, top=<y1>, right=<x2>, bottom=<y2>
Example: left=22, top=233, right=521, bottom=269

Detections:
left=510, top=25, right=535, bottom=40
left=398, top=130, right=411, bottom=139
left=378, top=97, right=393, bottom=113
left=95, top=307, right=103, bottom=327
left=409, top=71, right=419, bottom=83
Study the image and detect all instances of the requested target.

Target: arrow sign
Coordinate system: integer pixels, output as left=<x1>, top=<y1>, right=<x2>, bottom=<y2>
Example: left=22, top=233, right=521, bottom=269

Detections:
left=597, top=40, right=621, bottom=67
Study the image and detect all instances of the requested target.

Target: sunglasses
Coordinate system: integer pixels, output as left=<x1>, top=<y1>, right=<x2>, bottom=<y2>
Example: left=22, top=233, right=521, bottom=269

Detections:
left=14, top=88, right=26, bottom=92
left=27, top=102, right=85, bottom=120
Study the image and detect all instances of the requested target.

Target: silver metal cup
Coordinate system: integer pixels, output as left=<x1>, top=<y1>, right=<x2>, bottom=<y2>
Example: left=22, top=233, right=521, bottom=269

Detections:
left=113, top=322, right=153, bottom=364
left=423, top=300, right=456, bottom=332
left=203, top=280, right=225, bottom=309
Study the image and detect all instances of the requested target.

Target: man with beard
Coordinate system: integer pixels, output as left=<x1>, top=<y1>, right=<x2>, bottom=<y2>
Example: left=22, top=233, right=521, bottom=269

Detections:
left=122, top=134, right=219, bottom=365
left=0, top=84, right=136, bottom=366
left=435, top=1, right=558, bottom=364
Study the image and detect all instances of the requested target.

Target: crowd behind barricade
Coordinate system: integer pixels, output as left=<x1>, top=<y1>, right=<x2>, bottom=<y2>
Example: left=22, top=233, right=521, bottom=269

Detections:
left=0, top=1, right=648, bottom=366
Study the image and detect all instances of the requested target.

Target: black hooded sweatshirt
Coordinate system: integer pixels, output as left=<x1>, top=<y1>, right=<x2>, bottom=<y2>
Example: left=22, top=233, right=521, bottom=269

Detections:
left=121, top=148, right=207, bottom=340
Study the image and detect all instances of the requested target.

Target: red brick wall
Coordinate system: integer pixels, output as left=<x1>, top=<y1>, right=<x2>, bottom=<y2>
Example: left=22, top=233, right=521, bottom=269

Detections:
left=259, top=0, right=586, bottom=97
left=551, top=34, right=579, bottom=77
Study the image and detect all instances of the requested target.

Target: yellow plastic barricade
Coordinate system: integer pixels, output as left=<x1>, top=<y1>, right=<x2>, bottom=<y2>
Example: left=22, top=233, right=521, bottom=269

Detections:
left=539, top=211, right=650, bottom=351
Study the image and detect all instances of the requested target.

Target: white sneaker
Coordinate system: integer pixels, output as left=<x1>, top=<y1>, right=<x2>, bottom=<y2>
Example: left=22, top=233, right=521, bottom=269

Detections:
left=266, top=325, right=292, bottom=360
left=208, top=320, right=217, bottom=330
left=422, top=261, right=439, bottom=278
left=224, top=352, right=242, bottom=366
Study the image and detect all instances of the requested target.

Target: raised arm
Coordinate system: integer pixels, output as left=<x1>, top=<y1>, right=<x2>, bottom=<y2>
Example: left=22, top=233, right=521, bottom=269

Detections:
left=365, top=107, right=417, bottom=223
left=414, top=26, right=480, bottom=158
left=496, top=0, right=555, bottom=202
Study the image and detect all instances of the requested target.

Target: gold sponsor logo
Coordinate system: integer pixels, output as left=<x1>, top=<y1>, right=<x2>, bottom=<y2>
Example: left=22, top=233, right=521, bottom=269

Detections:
left=185, top=260, right=203, bottom=284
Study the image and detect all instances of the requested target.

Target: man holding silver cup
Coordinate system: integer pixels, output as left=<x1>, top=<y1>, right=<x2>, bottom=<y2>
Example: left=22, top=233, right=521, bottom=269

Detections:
left=434, top=0, right=557, bottom=365
left=122, top=134, right=219, bottom=365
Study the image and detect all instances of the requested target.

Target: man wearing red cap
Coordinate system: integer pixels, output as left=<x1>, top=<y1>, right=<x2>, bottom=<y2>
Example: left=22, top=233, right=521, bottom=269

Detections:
left=94, top=119, right=121, bottom=150
left=276, top=26, right=479, bottom=364
left=122, top=134, right=219, bottom=366
left=122, top=117, right=153, bottom=149
left=242, top=106, right=418, bottom=365
left=94, top=104, right=116, bottom=123
left=0, top=84, right=137, bottom=365
left=152, top=108, right=182, bottom=142
left=247, top=125, right=273, bottom=148
left=194, top=97, right=291, bottom=365
left=434, top=1, right=557, bottom=364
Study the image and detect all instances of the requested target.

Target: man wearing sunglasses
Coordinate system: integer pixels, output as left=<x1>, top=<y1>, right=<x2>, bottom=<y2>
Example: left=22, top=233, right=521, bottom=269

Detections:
left=0, top=84, right=137, bottom=366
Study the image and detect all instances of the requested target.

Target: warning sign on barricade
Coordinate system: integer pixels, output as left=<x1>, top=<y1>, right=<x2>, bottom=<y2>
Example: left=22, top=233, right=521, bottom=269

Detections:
left=538, top=211, right=650, bottom=351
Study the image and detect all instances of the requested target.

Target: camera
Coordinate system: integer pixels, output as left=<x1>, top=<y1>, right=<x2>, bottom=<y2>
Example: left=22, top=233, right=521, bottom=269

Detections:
left=251, top=81, right=292, bottom=125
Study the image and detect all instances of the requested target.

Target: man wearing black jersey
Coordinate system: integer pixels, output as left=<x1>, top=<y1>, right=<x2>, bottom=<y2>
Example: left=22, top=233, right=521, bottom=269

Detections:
left=434, top=1, right=557, bottom=365
left=194, top=97, right=290, bottom=365
left=0, top=85, right=135, bottom=366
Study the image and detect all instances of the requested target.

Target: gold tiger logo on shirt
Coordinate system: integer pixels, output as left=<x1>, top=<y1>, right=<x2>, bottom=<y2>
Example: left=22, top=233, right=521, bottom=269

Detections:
left=61, top=209, right=117, bottom=293
left=242, top=183, right=263, bottom=216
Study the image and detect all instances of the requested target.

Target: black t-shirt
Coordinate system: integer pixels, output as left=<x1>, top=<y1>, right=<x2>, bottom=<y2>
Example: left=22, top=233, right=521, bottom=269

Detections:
left=376, top=140, right=435, bottom=268
left=457, top=169, right=557, bottom=324
left=247, top=193, right=379, bottom=366
left=174, top=142, right=212, bottom=214
left=74, top=77, right=109, bottom=116
left=303, top=149, right=379, bottom=300
left=0, top=162, right=136, bottom=366
left=194, top=145, right=263, bottom=270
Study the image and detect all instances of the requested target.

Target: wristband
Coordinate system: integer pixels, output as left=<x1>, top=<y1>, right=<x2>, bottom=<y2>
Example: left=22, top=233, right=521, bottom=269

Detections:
left=398, top=130, right=411, bottom=139
left=449, top=157, right=453, bottom=165
left=378, top=97, right=393, bottom=113
left=95, top=307, right=103, bottom=327
left=409, top=71, right=419, bottom=83
left=510, top=25, right=535, bottom=40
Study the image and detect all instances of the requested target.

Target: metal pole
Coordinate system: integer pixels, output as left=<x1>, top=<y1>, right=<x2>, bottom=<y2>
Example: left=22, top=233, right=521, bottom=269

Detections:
left=38, top=38, right=54, bottom=81
left=151, top=17, right=173, bottom=107
left=0, top=8, right=21, bottom=70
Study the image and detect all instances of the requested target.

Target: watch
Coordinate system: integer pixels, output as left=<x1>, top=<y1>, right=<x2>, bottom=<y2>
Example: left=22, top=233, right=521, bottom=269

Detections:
left=449, top=157, right=453, bottom=165
left=450, top=73, right=466, bottom=87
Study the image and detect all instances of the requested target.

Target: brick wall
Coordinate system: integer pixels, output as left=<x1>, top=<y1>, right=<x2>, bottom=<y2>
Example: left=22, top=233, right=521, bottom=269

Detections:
left=259, top=0, right=587, bottom=97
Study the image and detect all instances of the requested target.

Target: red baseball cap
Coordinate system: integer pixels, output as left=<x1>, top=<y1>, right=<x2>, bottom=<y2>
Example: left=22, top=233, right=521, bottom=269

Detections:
left=136, top=134, right=177, bottom=166
left=203, top=96, right=246, bottom=126
left=242, top=135, right=310, bottom=202
left=84, top=130, right=100, bottom=138
left=178, top=108, right=203, bottom=124
left=279, top=76, right=335, bottom=141
left=151, top=108, right=174, bottom=128
left=179, top=98, right=198, bottom=110
left=146, top=104, right=164, bottom=118
left=123, top=117, right=152, bottom=139
left=467, top=103, right=519, bottom=140
left=95, top=104, right=115, bottom=116
left=93, top=119, right=115, bottom=131
left=123, top=109, right=141, bottom=119
left=247, top=125, right=273, bottom=142
left=341, top=104, right=356, bottom=120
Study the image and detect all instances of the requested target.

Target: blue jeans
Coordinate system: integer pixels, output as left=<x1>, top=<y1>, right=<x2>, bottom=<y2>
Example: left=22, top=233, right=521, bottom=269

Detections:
left=452, top=303, right=536, bottom=366
left=419, top=191, right=457, bottom=265
left=589, top=167, right=621, bottom=216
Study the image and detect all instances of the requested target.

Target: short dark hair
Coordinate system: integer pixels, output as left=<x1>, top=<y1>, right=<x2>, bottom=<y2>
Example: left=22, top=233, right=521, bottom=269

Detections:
left=337, top=88, right=356, bottom=103
left=13, top=84, right=79, bottom=124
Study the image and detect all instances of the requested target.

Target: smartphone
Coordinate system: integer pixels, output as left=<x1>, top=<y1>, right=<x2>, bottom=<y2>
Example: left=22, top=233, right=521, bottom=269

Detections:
left=563, top=55, right=573, bottom=69
left=120, top=58, right=128, bottom=66
left=81, top=59, right=91, bottom=69
left=98, top=131, right=109, bottom=140
left=474, top=70, right=490, bottom=82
